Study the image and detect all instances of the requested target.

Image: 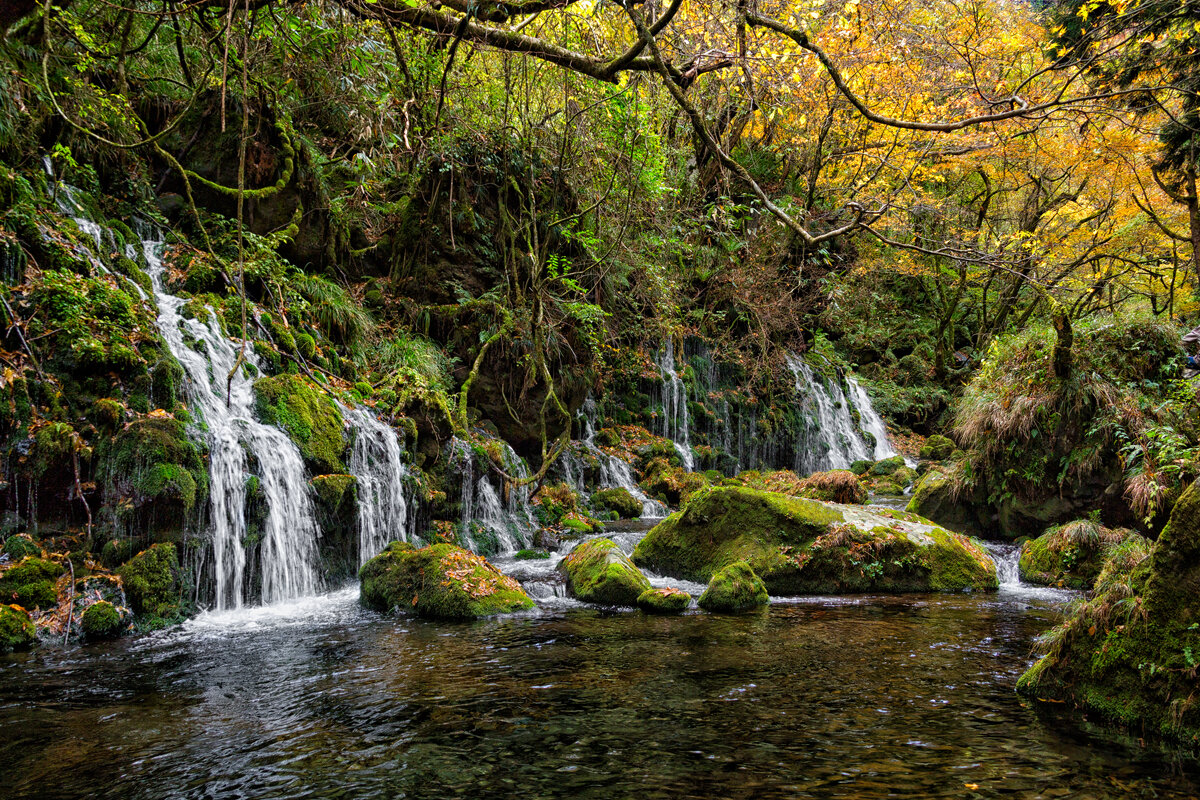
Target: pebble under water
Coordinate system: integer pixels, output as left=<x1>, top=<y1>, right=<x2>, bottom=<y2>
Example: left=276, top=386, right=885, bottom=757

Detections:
left=2, top=575, right=1200, bottom=798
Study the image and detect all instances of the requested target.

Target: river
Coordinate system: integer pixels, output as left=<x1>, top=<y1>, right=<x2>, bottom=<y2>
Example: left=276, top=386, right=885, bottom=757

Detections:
left=1, top=530, right=1198, bottom=799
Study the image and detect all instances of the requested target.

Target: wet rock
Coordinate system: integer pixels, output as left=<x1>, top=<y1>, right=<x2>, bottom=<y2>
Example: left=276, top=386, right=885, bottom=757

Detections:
left=698, top=561, right=769, bottom=612
left=633, top=486, right=996, bottom=594
left=558, top=538, right=651, bottom=606
left=636, top=587, right=691, bottom=614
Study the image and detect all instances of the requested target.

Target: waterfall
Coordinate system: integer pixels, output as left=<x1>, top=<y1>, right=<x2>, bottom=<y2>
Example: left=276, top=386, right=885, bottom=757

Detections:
left=449, top=436, right=536, bottom=555
left=559, top=399, right=669, bottom=519
left=786, top=354, right=897, bottom=474
left=986, top=542, right=1023, bottom=591
left=655, top=339, right=695, bottom=471
left=344, top=405, right=410, bottom=565
left=143, top=237, right=322, bottom=609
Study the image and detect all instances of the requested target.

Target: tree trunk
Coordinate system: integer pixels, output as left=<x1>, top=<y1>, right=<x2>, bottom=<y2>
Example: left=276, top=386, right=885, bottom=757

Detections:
left=1053, top=311, right=1073, bottom=381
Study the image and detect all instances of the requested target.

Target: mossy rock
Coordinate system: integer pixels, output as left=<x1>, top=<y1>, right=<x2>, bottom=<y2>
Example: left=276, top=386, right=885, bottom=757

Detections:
left=81, top=600, right=126, bottom=640
left=1018, top=520, right=1138, bottom=589
left=253, top=374, right=347, bottom=473
left=1016, top=480, right=1200, bottom=742
left=849, top=459, right=872, bottom=476
left=905, top=469, right=989, bottom=536
left=560, top=514, right=595, bottom=535
left=0, top=556, right=64, bottom=608
left=514, top=549, right=551, bottom=560
left=99, top=417, right=208, bottom=533
left=632, top=486, right=996, bottom=595
left=100, top=538, right=138, bottom=569
left=698, top=561, right=769, bottom=612
left=359, top=542, right=534, bottom=619
left=558, top=538, right=651, bottom=606
left=0, top=604, right=35, bottom=651
left=640, top=459, right=709, bottom=506
left=117, top=543, right=182, bottom=616
left=637, top=586, right=691, bottom=614
left=592, top=487, right=642, bottom=519
left=2, top=534, right=40, bottom=561
left=869, top=456, right=906, bottom=476
left=918, top=435, right=956, bottom=461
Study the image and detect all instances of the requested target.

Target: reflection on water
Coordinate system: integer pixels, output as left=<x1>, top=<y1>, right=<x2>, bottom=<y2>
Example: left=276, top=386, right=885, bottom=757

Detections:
left=1, top=585, right=1197, bottom=799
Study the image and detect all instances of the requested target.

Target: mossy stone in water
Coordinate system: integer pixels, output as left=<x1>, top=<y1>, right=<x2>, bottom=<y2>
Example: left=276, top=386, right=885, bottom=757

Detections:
left=592, top=487, right=642, bottom=519
left=636, top=587, right=690, bottom=614
left=0, top=604, right=35, bottom=651
left=633, top=486, right=996, bottom=595
left=699, top=561, right=768, bottom=612
left=1018, top=520, right=1139, bottom=589
left=81, top=600, right=125, bottom=640
left=558, top=538, right=651, bottom=606
left=117, top=543, right=181, bottom=616
left=869, top=456, right=906, bottom=476
left=1, top=556, right=64, bottom=609
left=253, top=374, right=347, bottom=473
left=360, top=542, right=534, bottom=619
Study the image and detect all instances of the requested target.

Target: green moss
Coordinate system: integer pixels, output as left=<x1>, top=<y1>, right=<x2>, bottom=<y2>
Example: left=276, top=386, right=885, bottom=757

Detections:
left=359, top=542, right=534, bottom=619
left=1016, top=481, right=1200, bottom=743
left=558, top=538, right=651, bottom=606
left=849, top=459, right=872, bottom=475
left=637, top=586, right=691, bottom=613
left=99, top=417, right=209, bottom=524
left=560, top=515, right=594, bottom=534
left=514, top=549, right=551, bottom=560
left=592, top=487, right=642, bottom=519
left=0, top=604, right=35, bottom=652
left=919, top=435, right=956, bottom=461
left=100, top=538, right=137, bottom=569
left=14, top=580, right=57, bottom=609
left=296, top=332, right=317, bottom=360
left=90, top=398, right=126, bottom=431
left=117, top=543, right=181, bottom=616
left=869, top=456, right=906, bottom=476
left=632, top=486, right=996, bottom=594
left=254, top=374, right=347, bottom=473
left=311, top=474, right=357, bottom=508
left=698, top=561, right=769, bottom=612
left=81, top=600, right=125, bottom=639
left=2, top=534, right=40, bottom=561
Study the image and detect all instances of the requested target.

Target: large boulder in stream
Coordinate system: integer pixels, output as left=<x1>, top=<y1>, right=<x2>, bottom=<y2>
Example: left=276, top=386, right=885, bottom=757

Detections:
left=1017, top=480, right=1200, bottom=742
left=558, top=538, right=652, bottom=606
left=359, top=542, right=534, bottom=619
left=632, top=486, right=997, bottom=594
left=0, top=604, right=35, bottom=651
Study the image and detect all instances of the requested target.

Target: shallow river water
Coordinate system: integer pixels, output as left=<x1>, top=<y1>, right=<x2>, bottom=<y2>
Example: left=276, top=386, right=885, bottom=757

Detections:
left=3, top=539, right=1199, bottom=799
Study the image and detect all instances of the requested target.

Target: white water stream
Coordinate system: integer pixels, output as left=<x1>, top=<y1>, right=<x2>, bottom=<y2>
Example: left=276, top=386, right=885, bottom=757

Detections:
left=655, top=339, right=695, bottom=471
left=344, top=405, right=412, bottom=565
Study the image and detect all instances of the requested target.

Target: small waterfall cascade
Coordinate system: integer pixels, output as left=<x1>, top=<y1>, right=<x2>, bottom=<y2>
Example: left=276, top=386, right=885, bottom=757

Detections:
left=654, top=339, right=695, bottom=471
left=449, top=436, right=536, bottom=555
left=143, top=237, right=322, bottom=609
left=344, top=405, right=411, bottom=565
left=986, top=542, right=1024, bottom=591
left=573, top=399, right=669, bottom=518
left=786, top=354, right=898, bottom=474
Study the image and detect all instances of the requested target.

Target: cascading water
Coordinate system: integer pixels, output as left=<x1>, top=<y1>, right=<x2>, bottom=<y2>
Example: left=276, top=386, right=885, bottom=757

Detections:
left=655, top=339, right=695, bottom=472
left=567, top=399, right=670, bottom=518
left=143, top=236, right=322, bottom=609
left=786, top=354, right=898, bottom=474
left=450, top=436, right=536, bottom=554
left=344, top=405, right=411, bottom=565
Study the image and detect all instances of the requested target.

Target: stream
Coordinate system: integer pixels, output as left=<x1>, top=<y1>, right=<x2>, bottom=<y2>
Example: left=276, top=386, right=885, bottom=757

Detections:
left=3, top=524, right=1199, bottom=799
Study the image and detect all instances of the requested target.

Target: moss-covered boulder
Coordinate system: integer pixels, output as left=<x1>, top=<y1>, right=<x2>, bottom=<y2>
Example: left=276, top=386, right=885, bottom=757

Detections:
left=81, top=600, right=126, bottom=640
left=797, top=470, right=867, bottom=504
left=918, top=435, right=955, bottom=461
left=2, top=534, right=39, bottom=561
left=698, top=561, right=769, bottom=612
left=636, top=586, right=691, bottom=613
left=639, top=459, right=709, bottom=506
left=559, top=538, right=651, bottom=606
left=1016, top=480, right=1200, bottom=742
left=254, top=374, right=346, bottom=473
left=0, top=604, right=35, bottom=651
left=869, top=456, right=906, bottom=476
left=592, top=487, right=642, bottom=519
left=360, top=542, right=534, bottom=619
left=99, top=417, right=209, bottom=537
left=1018, top=520, right=1141, bottom=589
left=905, top=468, right=991, bottom=536
left=0, top=556, right=64, bottom=611
left=633, top=486, right=996, bottom=595
left=117, top=543, right=182, bottom=617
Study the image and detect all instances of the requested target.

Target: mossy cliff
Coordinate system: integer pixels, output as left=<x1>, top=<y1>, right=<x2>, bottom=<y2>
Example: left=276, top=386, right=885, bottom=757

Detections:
left=254, top=375, right=347, bottom=474
left=359, top=541, right=534, bottom=619
left=632, top=486, right=996, bottom=594
left=558, top=538, right=651, bottom=606
left=1017, top=480, right=1200, bottom=743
